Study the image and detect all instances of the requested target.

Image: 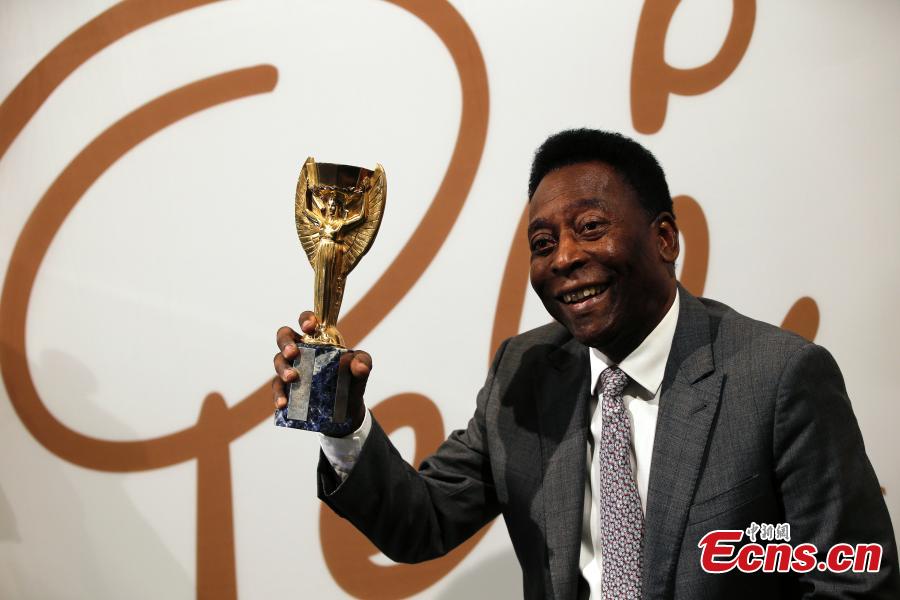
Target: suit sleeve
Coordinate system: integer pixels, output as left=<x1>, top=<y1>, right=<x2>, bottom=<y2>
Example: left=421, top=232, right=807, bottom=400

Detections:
left=315, top=340, right=508, bottom=563
left=773, top=342, right=900, bottom=597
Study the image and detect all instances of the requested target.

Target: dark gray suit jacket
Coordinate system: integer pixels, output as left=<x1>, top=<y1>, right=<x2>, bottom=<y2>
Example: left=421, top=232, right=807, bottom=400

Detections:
left=319, top=288, right=900, bottom=598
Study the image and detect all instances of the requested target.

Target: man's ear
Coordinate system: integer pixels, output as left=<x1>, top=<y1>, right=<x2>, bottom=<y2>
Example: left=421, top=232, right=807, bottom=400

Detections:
left=654, top=212, right=679, bottom=264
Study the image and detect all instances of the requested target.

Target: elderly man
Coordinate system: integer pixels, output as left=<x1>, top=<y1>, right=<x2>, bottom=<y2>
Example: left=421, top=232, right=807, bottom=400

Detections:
left=273, top=129, right=899, bottom=599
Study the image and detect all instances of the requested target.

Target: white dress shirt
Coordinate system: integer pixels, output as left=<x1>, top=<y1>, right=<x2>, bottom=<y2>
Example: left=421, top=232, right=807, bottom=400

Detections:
left=319, top=408, right=372, bottom=482
left=320, top=290, right=680, bottom=599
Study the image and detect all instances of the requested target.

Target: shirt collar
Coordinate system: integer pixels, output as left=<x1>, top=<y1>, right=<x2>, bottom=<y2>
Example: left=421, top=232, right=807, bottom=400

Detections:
left=589, top=287, right=680, bottom=397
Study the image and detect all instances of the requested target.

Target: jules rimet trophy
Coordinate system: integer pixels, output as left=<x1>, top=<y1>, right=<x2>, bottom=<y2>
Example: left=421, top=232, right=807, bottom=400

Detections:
left=275, top=157, right=386, bottom=435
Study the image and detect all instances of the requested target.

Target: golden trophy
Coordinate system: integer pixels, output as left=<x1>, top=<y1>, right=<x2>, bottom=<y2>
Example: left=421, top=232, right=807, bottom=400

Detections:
left=275, top=157, right=386, bottom=435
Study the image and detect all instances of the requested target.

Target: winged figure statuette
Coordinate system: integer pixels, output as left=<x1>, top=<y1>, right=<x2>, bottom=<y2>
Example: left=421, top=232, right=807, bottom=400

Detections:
left=294, top=157, right=386, bottom=347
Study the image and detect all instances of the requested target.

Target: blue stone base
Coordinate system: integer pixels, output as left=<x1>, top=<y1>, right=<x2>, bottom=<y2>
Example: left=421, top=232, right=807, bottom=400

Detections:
left=274, top=342, right=355, bottom=436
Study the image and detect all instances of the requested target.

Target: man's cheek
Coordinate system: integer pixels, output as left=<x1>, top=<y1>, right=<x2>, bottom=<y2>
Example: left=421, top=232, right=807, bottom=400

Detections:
left=545, top=300, right=566, bottom=324
left=527, top=269, right=545, bottom=298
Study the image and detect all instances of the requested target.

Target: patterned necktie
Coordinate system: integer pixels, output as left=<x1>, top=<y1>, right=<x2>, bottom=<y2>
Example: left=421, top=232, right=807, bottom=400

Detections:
left=598, top=366, right=643, bottom=600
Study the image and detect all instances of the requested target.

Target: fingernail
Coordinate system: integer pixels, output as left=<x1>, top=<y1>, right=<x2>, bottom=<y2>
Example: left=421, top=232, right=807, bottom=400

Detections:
left=283, top=344, right=295, bottom=356
left=302, top=319, right=314, bottom=330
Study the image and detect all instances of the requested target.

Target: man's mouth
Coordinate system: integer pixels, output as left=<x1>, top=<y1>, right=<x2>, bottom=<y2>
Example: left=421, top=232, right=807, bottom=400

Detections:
left=559, top=283, right=609, bottom=305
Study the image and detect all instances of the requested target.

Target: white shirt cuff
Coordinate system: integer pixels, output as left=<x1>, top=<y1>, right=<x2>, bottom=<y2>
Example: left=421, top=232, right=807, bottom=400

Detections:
left=318, top=409, right=372, bottom=482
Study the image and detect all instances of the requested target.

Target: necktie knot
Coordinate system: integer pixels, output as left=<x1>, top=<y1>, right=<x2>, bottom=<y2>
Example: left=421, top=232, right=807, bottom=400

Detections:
left=599, top=366, right=629, bottom=402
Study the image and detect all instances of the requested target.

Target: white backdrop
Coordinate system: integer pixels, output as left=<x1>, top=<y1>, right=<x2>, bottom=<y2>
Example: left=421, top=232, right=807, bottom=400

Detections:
left=1, top=1, right=898, bottom=598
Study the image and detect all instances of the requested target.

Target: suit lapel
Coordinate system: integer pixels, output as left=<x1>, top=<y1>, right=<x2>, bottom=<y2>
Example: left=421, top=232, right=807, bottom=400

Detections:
left=538, top=336, right=590, bottom=600
left=642, top=288, right=724, bottom=598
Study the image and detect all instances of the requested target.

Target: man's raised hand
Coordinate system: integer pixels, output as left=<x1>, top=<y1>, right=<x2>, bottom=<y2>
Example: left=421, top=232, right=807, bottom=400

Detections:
left=272, top=311, right=371, bottom=434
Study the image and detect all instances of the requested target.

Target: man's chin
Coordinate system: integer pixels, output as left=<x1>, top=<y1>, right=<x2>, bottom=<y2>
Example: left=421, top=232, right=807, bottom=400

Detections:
left=544, top=301, right=615, bottom=348
left=567, top=321, right=616, bottom=351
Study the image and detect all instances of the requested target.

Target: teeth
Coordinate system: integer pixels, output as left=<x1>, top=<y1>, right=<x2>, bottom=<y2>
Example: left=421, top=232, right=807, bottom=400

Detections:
left=563, top=286, right=601, bottom=303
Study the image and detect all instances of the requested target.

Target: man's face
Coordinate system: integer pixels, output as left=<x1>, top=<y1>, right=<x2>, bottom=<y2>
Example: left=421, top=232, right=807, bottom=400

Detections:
left=528, top=161, right=678, bottom=357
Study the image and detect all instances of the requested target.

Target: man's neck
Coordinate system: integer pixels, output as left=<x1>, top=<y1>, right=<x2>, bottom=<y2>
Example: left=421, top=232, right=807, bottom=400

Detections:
left=597, top=283, right=678, bottom=364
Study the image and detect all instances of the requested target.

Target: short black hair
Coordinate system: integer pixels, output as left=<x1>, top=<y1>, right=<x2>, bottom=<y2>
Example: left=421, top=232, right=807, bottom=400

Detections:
left=528, top=128, right=673, bottom=218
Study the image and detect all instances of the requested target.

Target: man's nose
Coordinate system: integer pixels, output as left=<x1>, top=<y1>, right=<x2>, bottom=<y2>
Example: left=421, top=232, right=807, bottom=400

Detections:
left=551, top=231, right=587, bottom=275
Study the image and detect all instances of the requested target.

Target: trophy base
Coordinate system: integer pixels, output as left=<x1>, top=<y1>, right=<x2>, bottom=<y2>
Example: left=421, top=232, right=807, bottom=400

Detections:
left=274, top=343, right=354, bottom=436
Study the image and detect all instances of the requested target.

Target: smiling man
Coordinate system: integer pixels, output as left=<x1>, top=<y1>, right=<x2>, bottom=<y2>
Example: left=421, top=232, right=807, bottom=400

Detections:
left=273, top=129, right=899, bottom=599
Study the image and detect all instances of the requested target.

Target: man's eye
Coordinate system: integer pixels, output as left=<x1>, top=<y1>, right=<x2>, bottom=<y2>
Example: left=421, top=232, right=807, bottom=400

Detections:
left=580, top=220, right=607, bottom=236
left=531, top=237, right=554, bottom=253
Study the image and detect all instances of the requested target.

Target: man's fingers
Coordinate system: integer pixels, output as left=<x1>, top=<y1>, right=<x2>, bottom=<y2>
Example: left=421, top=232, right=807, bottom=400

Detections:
left=298, top=311, right=319, bottom=336
left=350, top=351, right=372, bottom=378
left=273, top=352, right=297, bottom=383
left=344, top=350, right=372, bottom=400
left=343, top=350, right=372, bottom=430
left=272, top=376, right=288, bottom=409
left=276, top=326, right=302, bottom=358
left=339, top=351, right=372, bottom=381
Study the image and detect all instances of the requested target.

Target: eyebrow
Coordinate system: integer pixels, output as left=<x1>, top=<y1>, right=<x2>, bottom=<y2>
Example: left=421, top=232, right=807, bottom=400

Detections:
left=572, top=196, right=610, bottom=212
left=527, top=197, right=610, bottom=235
left=527, top=218, right=552, bottom=236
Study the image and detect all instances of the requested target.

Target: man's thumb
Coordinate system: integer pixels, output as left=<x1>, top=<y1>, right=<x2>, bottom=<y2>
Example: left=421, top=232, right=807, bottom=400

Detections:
left=346, top=350, right=372, bottom=399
